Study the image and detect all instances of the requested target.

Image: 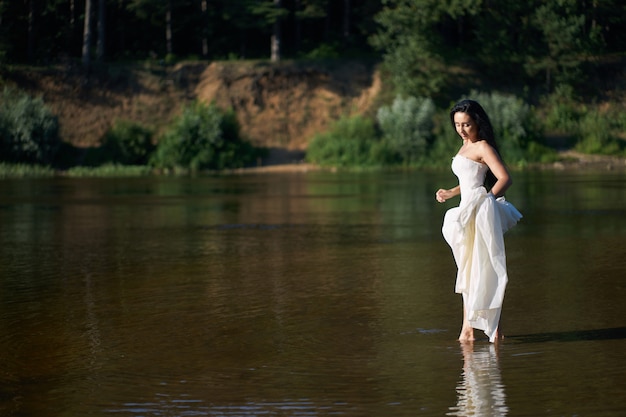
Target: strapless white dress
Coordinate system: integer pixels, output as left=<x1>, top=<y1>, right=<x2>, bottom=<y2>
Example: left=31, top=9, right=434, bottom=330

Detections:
left=442, top=155, right=522, bottom=342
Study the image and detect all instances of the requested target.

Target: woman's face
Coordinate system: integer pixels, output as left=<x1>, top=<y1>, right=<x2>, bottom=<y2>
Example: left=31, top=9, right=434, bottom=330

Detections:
left=453, top=112, right=479, bottom=142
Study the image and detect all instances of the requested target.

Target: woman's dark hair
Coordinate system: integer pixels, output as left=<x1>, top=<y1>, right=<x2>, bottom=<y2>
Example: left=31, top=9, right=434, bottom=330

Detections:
left=449, top=99, right=500, bottom=190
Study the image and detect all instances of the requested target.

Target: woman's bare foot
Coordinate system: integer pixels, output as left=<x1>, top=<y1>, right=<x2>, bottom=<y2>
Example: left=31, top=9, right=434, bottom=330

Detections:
left=458, top=325, right=475, bottom=342
left=493, top=327, right=505, bottom=342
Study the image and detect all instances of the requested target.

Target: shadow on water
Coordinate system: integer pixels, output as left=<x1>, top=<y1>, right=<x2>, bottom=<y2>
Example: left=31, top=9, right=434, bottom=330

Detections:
left=509, top=327, right=626, bottom=344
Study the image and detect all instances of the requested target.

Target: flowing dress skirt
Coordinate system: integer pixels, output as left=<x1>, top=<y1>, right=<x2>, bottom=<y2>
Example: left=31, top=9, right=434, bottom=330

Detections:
left=442, top=187, right=522, bottom=342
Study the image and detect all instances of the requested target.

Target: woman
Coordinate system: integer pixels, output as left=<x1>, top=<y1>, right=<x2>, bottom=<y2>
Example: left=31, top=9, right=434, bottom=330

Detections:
left=435, top=99, right=522, bottom=343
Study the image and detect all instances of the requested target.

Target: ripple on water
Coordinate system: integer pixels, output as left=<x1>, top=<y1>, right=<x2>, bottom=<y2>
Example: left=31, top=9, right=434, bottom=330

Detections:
left=1, top=173, right=626, bottom=416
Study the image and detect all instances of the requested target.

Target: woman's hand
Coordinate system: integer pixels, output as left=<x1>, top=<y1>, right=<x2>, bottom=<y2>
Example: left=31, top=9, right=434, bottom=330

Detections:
left=436, top=186, right=459, bottom=203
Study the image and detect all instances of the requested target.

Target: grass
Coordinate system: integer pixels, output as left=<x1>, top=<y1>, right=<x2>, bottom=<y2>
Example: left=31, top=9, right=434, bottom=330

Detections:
left=65, top=164, right=154, bottom=177
left=0, top=163, right=154, bottom=179
left=0, top=163, right=55, bottom=178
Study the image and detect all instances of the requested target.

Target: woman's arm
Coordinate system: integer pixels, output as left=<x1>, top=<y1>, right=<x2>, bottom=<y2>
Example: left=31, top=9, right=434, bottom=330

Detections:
left=480, top=142, right=512, bottom=197
left=436, top=185, right=460, bottom=203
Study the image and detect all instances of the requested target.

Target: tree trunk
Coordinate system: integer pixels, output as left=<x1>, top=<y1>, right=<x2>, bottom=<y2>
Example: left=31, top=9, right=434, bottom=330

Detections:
left=324, top=2, right=330, bottom=41
left=82, top=0, right=93, bottom=68
left=70, top=0, right=75, bottom=26
left=27, top=0, right=35, bottom=62
left=343, top=0, right=350, bottom=41
left=166, top=0, right=172, bottom=56
left=96, top=0, right=105, bottom=62
left=240, top=30, right=247, bottom=59
left=115, top=0, right=125, bottom=55
left=294, top=0, right=301, bottom=53
left=67, top=0, right=76, bottom=55
left=271, top=0, right=281, bottom=62
left=201, top=0, right=208, bottom=58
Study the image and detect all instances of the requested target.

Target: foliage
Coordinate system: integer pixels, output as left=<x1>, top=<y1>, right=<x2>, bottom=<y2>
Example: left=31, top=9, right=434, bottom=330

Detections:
left=370, top=0, right=456, bottom=97
left=0, top=88, right=60, bottom=164
left=309, top=92, right=560, bottom=169
left=0, top=163, right=55, bottom=178
left=426, top=111, right=464, bottom=168
left=371, top=0, right=620, bottom=96
left=541, top=86, right=625, bottom=156
left=376, top=95, right=435, bottom=165
left=248, top=0, right=290, bottom=25
left=84, top=120, right=155, bottom=166
left=0, top=0, right=381, bottom=63
left=150, top=101, right=257, bottom=171
left=462, top=91, right=545, bottom=164
left=66, top=164, right=154, bottom=177
left=302, top=42, right=341, bottom=60
left=306, top=115, right=387, bottom=167
left=542, top=84, right=580, bottom=134
left=574, top=108, right=626, bottom=156
left=524, top=0, right=603, bottom=90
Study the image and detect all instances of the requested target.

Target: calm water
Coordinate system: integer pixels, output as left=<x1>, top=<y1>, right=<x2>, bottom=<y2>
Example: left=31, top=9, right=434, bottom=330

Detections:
left=0, top=170, right=625, bottom=417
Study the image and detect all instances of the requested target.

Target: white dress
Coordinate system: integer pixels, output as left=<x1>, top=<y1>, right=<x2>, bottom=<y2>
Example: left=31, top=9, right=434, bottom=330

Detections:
left=442, top=155, right=522, bottom=342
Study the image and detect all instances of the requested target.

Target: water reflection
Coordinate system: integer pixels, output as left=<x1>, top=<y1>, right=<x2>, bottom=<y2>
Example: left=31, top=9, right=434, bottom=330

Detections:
left=1, top=172, right=625, bottom=416
left=448, top=343, right=507, bottom=417
left=107, top=398, right=348, bottom=416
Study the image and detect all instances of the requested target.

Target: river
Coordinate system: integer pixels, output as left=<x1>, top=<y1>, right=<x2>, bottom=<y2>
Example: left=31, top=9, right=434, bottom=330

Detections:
left=1, top=169, right=624, bottom=416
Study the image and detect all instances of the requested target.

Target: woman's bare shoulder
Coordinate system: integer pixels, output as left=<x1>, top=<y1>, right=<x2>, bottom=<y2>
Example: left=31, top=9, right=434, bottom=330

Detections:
left=475, top=140, right=495, bottom=152
left=474, top=140, right=500, bottom=160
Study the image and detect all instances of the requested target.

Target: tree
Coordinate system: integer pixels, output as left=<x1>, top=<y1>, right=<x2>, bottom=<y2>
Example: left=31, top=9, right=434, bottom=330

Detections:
left=370, top=0, right=465, bottom=97
left=525, top=0, right=603, bottom=91
left=249, top=0, right=288, bottom=61
left=96, top=0, right=106, bottom=61
left=82, top=0, right=93, bottom=67
left=26, top=0, right=35, bottom=62
left=271, top=0, right=281, bottom=61
left=294, top=0, right=328, bottom=53
left=126, top=0, right=171, bottom=57
left=342, top=0, right=350, bottom=42
left=473, top=0, right=532, bottom=80
left=165, top=0, right=172, bottom=56
left=371, top=0, right=610, bottom=96
left=200, top=0, right=209, bottom=58
left=473, top=0, right=604, bottom=90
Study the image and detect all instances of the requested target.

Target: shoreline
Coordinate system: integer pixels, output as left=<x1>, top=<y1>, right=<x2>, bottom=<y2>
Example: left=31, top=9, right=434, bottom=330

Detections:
left=229, top=151, right=626, bottom=174
left=527, top=150, right=626, bottom=172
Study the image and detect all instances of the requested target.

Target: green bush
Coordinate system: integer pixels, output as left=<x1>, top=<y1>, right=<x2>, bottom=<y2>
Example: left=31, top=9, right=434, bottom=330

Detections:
left=574, top=108, right=625, bottom=156
left=525, top=141, right=560, bottom=164
left=306, top=115, right=385, bottom=167
left=85, top=120, right=155, bottom=166
left=66, top=164, right=153, bottom=177
left=427, top=111, right=463, bottom=168
left=302, top=42, right=341, bottom=59
left=150, top=101, right=256, bottom=171
left=377, top=95, right=435, bottom=165
left=542, top=84, right=580, bottom=134
left=541, top=86, right=625, bottom=156
left=0, top=88, right=60, bottom=164
left=0, top=162, right=55, bottom=178
left=465, top=91, right=544, bottom=163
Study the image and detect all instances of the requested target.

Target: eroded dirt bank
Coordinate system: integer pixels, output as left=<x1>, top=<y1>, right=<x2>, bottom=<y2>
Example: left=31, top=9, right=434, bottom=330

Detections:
left=3, top=61, right=624, bottom=170
left=194, top=61, right=381, bottom=151
left=2, top=60, right=381, bottom=152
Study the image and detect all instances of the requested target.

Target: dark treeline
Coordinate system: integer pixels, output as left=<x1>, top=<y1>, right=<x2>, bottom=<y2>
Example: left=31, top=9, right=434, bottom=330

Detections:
left=0, top=0, right=380, bottom=65
left=2, top=1, right=625, bottom=97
